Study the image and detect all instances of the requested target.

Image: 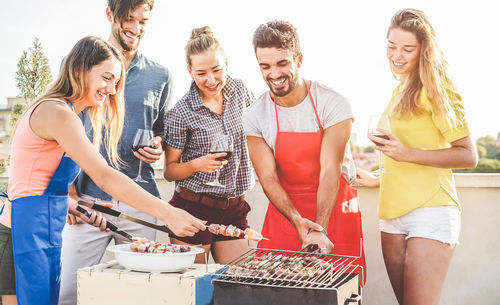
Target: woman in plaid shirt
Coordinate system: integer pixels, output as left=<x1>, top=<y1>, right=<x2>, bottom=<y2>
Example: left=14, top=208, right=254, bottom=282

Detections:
left=163, top=26, right=255, bottom=264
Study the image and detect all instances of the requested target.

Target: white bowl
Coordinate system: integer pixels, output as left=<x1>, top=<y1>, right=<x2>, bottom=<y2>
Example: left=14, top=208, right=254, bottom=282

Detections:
left=106, top=244, right=205, bottom=272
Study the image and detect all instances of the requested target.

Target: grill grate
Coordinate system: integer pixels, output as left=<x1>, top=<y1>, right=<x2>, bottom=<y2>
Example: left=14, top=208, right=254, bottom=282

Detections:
left=214, top=244, right=364, bottom=290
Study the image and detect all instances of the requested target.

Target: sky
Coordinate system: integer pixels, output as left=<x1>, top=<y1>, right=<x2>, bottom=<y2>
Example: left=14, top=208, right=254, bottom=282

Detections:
left=1, top=0, right=499, bottom=145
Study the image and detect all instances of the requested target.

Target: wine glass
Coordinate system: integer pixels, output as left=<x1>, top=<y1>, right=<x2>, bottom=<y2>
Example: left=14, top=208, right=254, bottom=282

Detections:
left=367, top=114, right=391, bottom=174
left=206, top=134, right=234, bottom=188
left=131, top=129, right=154, bottom=183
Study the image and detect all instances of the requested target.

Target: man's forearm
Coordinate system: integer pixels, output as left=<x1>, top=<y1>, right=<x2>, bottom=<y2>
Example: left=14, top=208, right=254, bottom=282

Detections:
left=315, top=170, right=341, bottom=229
left=260, top=175, right=303, bottom=228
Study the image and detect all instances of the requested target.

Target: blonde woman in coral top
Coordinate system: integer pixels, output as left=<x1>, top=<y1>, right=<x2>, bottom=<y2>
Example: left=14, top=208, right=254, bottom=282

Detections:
left=357, top=9, right=477, bottom=305
left=0, top=36, right=205, bottom=305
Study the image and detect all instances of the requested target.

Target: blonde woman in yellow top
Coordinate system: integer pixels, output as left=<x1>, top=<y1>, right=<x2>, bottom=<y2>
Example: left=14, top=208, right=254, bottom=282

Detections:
left=357, top=9, right=477, bottom=305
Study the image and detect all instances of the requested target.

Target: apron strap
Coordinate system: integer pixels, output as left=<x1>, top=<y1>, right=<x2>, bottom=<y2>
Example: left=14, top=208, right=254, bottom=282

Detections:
left=0, top=191, right=6, bottom=215
left=303, top=80, right=323, bottom=131
left=66, top=99, right=74, bottom=111
left=272, top=79, right=323, bottom=133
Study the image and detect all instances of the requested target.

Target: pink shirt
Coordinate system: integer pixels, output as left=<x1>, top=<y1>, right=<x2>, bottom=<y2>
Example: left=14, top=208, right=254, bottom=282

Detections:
left=0, top=99, right=66, bottom=228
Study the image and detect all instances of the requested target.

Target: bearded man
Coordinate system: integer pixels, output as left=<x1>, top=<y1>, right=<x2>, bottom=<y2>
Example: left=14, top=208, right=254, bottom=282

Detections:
left=59, top=1, right=171, bottom=304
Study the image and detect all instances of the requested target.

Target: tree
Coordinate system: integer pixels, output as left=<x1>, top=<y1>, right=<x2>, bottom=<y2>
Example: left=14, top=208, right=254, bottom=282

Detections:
left=364, top=145, right=375, bottom=153
left=476, top=136, right=500, bottom=160
left=477, top=145, right=487, bottom=159
left=15, top=37, right=52, bottom=105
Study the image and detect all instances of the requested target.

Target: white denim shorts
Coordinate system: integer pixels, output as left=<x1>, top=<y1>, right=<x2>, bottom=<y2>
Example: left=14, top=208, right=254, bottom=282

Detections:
left=379, top=205, right=461, bottom=245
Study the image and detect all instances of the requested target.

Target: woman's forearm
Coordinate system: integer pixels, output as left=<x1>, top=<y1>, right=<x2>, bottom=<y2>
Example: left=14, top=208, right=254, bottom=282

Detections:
left=163, top=160, right=197, bottom=182
left=377, top=134, right=478, bottom=169
left=404, top=144, right=477, bottom=169
left=90, top=167, right=173, bottom=222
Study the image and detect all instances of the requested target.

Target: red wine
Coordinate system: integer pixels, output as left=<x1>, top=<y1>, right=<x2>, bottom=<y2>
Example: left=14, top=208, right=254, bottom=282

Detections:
left=369, top=134, right=389, bottom=146
left=132, top=145, right=154, bottom=152
left=211, top=151, right=233, bottom=161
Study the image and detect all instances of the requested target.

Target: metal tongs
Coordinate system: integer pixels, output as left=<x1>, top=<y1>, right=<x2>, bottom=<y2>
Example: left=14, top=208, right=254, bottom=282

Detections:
left=75, top=200, right=176, bottom=241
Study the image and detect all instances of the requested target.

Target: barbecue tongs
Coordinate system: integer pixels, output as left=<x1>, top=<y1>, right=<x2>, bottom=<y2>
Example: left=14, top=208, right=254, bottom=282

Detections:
left=75, top=200, right=176, bottom=241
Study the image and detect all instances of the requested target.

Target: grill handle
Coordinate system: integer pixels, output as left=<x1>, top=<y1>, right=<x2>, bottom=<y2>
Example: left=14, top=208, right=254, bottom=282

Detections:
left=346, top=294, right=362, bottom=303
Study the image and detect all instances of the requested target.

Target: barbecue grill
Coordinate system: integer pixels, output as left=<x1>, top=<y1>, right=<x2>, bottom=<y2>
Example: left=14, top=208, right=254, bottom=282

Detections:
left=212, top=245, right=364, bottom=305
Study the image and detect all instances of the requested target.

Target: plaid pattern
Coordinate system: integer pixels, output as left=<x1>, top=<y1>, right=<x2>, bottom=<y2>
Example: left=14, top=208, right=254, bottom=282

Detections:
left=164, top=76, right=255, bottom=197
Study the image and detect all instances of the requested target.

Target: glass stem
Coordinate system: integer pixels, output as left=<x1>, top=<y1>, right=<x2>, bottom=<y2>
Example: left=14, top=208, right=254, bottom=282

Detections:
left=379, top=151, right=384, bottom=171
left=214, top=169, right=220, bottom=182
left=137, top=160, right=143, bottom=178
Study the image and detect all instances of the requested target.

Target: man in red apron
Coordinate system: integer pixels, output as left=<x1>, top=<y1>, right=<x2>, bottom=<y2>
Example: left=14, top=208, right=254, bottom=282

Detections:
left=243, top=20, right=366, bottom=285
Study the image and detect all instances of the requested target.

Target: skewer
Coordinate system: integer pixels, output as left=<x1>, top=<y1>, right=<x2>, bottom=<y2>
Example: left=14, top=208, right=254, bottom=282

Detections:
left=261, top=237, right=270, bottom=241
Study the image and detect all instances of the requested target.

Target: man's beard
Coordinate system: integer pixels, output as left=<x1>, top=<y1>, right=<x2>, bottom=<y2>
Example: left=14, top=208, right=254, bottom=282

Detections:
left=113, top=26, right=141, bottom=52
left=268, top=71, right=299, bottom=97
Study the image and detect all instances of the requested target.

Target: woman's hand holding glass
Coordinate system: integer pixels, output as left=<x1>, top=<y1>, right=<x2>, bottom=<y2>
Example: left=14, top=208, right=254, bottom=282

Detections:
left=190, top=152, right=228, bottom=173
left=367, top=114, right=391, bottom=173
left=370, top=130, right=412, bottom=163
left=206, top=134, right=234, bottom=187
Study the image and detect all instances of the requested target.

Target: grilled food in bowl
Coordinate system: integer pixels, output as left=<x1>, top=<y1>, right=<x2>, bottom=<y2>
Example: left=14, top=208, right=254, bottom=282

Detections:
left=107, top=244, right=205, bottom=272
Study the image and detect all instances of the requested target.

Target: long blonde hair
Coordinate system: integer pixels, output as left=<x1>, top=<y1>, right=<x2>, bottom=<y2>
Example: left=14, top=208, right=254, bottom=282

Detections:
left=13, top=36, right=125, bottom=167
left=388, top=9, right=460, bottom=128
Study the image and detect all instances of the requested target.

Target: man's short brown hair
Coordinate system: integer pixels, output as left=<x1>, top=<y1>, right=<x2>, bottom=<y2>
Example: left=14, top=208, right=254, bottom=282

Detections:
left=252, top=20, right=301, bottom=58
left=107, top=0, right=154, bottom=21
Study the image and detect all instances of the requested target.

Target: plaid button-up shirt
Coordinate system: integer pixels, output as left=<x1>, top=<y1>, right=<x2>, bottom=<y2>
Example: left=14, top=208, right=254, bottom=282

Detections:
left=164, top=76, right=255, bottom=197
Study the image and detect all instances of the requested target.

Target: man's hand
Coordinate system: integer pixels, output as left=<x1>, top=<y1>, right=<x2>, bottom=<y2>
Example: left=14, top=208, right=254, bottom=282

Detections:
left=302, top=229, right=334, bottom=254
left=133, top=136, right=164, bottom=164
left=67, top=198, right=113, bottom=232
left=294, top=217, right=325, bottom=245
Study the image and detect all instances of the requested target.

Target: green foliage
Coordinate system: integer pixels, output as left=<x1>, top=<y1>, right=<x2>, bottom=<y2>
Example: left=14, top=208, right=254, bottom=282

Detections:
left=364, top=145, right=375, bottom=153
left=477, top=145, right=487, bottom=159
left=454, top=158, right=500, bottom=173
left=15, top=37, right=52, bottom=104
left=476, top=136, right=500, bottom=160
left=350, top=142, right=364, bottom=153
left=0, top=160, right=6, bottom=176
left=10, top=103, right=28, bottom=128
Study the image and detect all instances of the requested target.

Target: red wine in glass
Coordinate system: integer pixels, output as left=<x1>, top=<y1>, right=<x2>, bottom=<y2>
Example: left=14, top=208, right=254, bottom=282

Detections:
left=132, top=129, right=154, bottom=183
left=211, top=151, right=233, bottom=161
left=367, top=114, right=391, bottom=173
left=132, top=145, right=155, bottom=152
left=369, top=134, right=390, bottom=146
left=206, top=134, right=234, bottom=187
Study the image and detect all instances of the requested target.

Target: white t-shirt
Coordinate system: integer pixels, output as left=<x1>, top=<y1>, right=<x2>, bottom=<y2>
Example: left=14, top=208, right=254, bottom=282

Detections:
left=243, top=81, right=356, bottom=183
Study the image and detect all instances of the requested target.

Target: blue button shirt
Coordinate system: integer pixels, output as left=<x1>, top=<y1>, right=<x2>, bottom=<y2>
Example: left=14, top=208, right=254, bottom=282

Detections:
left=75, top=53, right=171, bottom=200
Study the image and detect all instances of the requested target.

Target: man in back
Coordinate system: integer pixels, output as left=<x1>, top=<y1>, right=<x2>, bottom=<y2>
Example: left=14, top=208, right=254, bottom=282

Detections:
left=59, top=1, right=171, bottom=304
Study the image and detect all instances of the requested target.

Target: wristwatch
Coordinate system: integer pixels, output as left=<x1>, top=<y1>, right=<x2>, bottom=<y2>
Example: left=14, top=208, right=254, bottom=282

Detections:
left=308, top=227, right=328, bottom=236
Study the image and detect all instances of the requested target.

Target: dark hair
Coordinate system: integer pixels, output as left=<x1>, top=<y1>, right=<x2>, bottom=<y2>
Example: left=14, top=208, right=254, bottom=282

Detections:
left=185, top=26, right=224, bottom=67
left=252, top=20, right=301, bottom=57
left=107, top=0, right=154, bottom=21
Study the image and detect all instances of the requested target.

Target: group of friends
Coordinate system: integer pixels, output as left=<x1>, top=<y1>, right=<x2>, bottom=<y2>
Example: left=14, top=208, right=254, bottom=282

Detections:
left=0, top=1, right=478, bottom=305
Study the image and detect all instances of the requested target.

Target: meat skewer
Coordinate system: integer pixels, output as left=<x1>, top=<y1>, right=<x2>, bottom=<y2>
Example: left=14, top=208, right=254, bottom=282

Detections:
left=130, top=237, right=191, bottom=254
left=207, top=224, right=269, bottom=242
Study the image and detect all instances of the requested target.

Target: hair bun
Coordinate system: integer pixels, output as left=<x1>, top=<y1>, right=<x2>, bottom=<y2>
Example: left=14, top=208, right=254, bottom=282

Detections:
left=190, top=26, right=214, bottom=40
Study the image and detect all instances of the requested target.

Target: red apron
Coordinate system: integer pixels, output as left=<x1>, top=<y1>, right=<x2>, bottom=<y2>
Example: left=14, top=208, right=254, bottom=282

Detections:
left=258, top=81, right=366, bottom=285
